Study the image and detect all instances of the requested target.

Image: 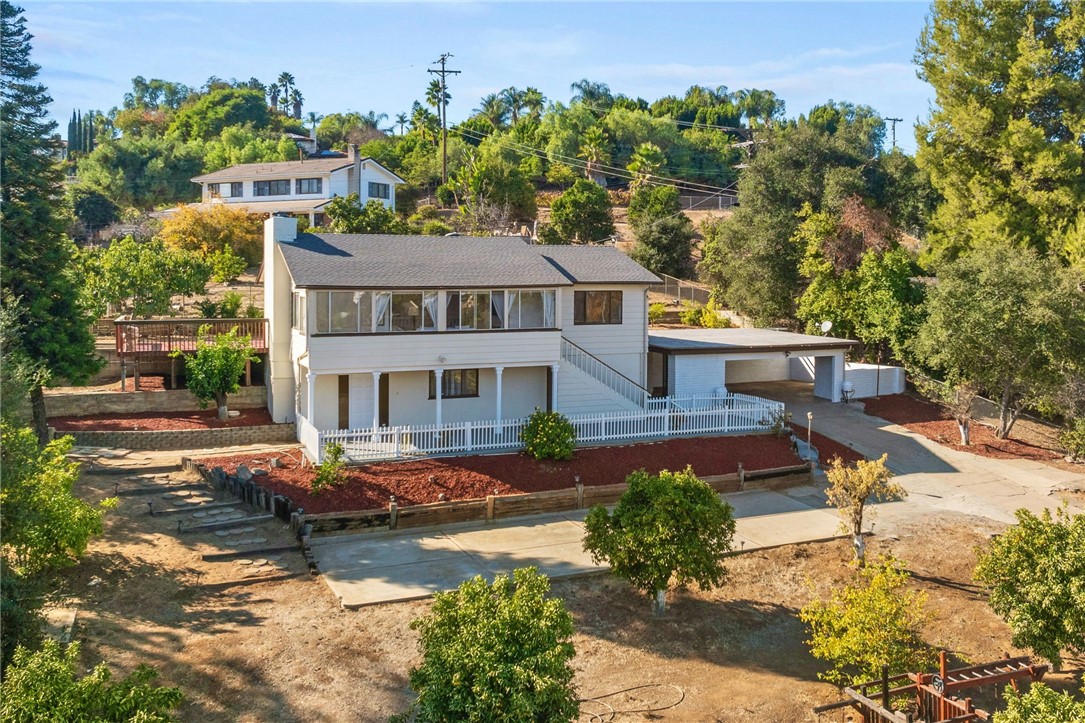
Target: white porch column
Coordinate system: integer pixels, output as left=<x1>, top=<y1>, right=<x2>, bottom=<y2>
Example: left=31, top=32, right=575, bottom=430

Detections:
left=550, top=363, right=560, bottom=412
left=434, top=368, right=444, bottom=427
left=494, top=366, right=504, bottom=435
left=371, top=371, right=381, bottom=429
left=306, top=372, right=316, bottom=423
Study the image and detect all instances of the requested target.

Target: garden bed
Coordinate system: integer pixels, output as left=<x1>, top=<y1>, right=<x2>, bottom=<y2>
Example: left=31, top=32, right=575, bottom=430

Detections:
left=51, top=408, right=274, bottom=432
left=197, top=434, right=804, bottom=515
left=863, top=394, right=1064, bottom=462
left=790, top=423, right=865, bottom=466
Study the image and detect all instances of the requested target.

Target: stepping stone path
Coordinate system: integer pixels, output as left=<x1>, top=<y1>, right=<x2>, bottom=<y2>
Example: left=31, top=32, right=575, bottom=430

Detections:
left=192, top=512, right=207, bottom=519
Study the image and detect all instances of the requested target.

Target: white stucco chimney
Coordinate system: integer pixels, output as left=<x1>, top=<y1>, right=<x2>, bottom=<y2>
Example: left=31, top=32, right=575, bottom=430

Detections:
left=349, top=144, right=361, bottom=197
left=264, top=215, right=299, bottom=423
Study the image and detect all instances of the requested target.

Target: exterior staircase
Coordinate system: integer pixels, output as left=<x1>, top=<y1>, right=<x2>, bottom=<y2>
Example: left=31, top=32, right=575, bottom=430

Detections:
left=559, top=337, right=649, bottom=412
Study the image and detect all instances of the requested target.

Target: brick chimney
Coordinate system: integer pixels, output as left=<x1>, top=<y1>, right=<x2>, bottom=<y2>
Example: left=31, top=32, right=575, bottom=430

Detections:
left=349, top=143, right=361, bottom=197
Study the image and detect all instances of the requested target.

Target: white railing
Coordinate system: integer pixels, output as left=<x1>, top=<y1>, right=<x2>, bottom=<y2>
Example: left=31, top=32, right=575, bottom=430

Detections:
left=314, top=394, right=785, bottom=463
left=560, top=337, right=650, bottom=408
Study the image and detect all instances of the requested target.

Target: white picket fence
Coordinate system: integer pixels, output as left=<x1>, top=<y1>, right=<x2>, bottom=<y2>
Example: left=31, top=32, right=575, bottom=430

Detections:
left=315, top=394, right=785, bottom=463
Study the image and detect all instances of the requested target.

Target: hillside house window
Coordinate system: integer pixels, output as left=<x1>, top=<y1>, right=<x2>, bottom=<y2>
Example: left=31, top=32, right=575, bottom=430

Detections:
left=368, top=182, right=390, bottom=199
left=207, top=183, right=220, bottom=197
left=373, top=291, right=437, bottom=333
left=574, top=291, right=622, bottom=325
left=291, top=292, right=306, bottom=332
left=255, top=179, right=290, bottom=196
left=507, top=290, right=556, bottom=329
left=209, top=182, right=243, bottom=198
left=230, top=182, right=243, bottom=197
left=446, top=291, right=493, bottom=330
left=429, top=369, right=479, bottom=399
left=314, top=291, right=373, bottom=333
left=296, top=178, right=322, bottom=194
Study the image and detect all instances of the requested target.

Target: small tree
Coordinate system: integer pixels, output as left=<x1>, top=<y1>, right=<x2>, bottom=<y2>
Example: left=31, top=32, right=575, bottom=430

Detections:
left=824, top=454, right=905, bottom=565
left=173, top=326, right=257, bottom=420
left=800, top=557, right=933, bottom=687
left=549, top=179, right=615, bottom=244
left=521, top=409, right=576, bottom=461
left=325, top=194, right=407, bottom=234
left=0, top=640, right=183, bottom=722
left=404, top=567, right=578, bottom=723
left=311, top=442, right=346, bottom=494
left=630, top=215, right=695, bottom=278
left=158, top=203, right=263, bottom=263
left=993, top=683, right=1085, bottom=723
left=584, top=467, right=736, bottom=616
left=974, top=508, right=1085, bottom=670
left=914, top=372, right=979, bottom=445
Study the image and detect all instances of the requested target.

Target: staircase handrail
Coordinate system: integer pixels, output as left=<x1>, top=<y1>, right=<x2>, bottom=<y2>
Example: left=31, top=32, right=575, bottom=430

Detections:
left=560, top=336, right=649, bottom=407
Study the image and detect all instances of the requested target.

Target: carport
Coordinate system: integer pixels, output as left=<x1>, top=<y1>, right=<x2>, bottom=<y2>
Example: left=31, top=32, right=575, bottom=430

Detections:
left=647, top=328, right=859, bottom=403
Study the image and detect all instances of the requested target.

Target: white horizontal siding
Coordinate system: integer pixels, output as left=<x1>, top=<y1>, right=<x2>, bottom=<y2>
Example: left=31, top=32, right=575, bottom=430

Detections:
left=558, top=362, right=642, bottom=415
left=559, top=285, right=648, bottom=384
left=328, top=168, right=350, bottom=199
left=672, top=354, right=727, bottom=396
left=307, top=331, right=560, bottom=373
left=725, top=358, right=792, bottom=384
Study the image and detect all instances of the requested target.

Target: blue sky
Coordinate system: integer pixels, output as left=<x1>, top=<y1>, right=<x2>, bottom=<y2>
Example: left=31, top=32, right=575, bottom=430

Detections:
left=24, top=1, right=933, bottom=153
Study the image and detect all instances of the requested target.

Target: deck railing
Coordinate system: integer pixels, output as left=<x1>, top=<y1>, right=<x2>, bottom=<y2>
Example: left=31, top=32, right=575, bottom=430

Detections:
left=316, top=393, right=785, bottom=463
left=560, top=337, right=650, bottom=408
left=114, top=317, right=268, bottom=356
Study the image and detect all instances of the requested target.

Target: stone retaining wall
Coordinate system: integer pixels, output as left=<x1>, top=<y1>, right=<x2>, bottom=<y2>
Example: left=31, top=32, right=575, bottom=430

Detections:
left=63, top=423, right=296, bottom=451
left=46, top=386, right=267, bottom=417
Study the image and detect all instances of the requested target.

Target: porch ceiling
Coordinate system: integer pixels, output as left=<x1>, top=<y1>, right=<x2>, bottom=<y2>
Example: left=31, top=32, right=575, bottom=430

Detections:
left=648, top=328, right=857, bottom=355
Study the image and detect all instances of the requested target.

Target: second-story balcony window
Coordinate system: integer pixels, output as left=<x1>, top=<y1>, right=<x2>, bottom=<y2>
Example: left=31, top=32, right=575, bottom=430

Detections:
left=296, top=178, right=322, bottom=194
left=375, top=291, right=438, bottom=333
left=255, top=179, right=290, bottom=196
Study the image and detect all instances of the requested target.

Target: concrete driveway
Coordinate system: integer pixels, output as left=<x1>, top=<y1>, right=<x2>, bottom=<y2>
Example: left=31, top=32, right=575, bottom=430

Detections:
left=312, top=488, right=845, bottom=608
left=731, top=382, right=1085, bottom=528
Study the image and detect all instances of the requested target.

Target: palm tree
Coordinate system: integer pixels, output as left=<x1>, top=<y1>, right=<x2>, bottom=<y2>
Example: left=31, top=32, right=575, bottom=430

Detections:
left=290, top=90, right=304, bottom=120
left=569, top=78, right=613, bottom=111
left=395, top=112, right=409, bottom=135
left=268, top=84, right=280, bottom=111
left=359, top=110, right=388, bottom=129
left=737, top=89, right=783, bottom=129
left=306, top=111, right=323, bottom=131
left=522, top=87, right=546, bottom=122
left=627, top=142, right=665, bottom=190
left=475, top=93, right=508, bottom=131
left=501, top=87, right=526, bottom=125
left=426, top=79, right=451, bottom=131
left=411, top=102, right=437, bottom=144
left=277, top=72, right=295, bottom=113
left=577, top=126, right=611, bottom=180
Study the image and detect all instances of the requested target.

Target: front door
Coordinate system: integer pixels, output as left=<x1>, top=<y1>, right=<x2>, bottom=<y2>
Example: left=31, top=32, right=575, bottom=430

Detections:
left=379, top=373, right=390, bottom=427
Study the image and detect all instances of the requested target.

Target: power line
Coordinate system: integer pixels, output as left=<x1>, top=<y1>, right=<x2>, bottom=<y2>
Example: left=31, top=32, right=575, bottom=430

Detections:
left=427, top=53, right=460, bottom=185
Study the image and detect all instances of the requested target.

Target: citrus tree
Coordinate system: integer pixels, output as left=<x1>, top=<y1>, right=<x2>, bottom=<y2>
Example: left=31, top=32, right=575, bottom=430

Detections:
left=172, top=326, right=257, bottom=420
left=824, top=453, right=905, bottom=565
left=0, top=640, right=182, bottom=722
left=800, top=557, right=933, bottom=686
left=548, top=179, right=615, bottom=244
left=584, top=466, right=735, bottom=616
left=974, top=508, right=1085, bottom=670
left=993, top=682, right=1085, bottom=723
left=403, top=567, right=578, bottom=723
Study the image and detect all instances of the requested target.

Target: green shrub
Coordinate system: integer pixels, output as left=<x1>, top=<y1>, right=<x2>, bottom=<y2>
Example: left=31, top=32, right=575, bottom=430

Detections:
left=1059, top=418, right=1085, bottom=462
left=421, top=220, right=453, bottom=236
left=699, top=300, right=732, bottom=328
left=522, top=409, right=576, bottom=461
left=994, top=682, right=1085, bottom=722
left=208, top=246, right=247, bottom=283
left=435, top=184, right=455, bottom=207
left=195, top=299, right=218, bottom=318
left=679, top=300, right=703, bottom=326
left=411, top=204, right=440, bottom=222
left=218, top=291, right=243, bottom=318
left=648, top=302, right=667, bottom=324
left=242, top=303, right=263, bottom=319
left=312, top=442, right=346, bottom=494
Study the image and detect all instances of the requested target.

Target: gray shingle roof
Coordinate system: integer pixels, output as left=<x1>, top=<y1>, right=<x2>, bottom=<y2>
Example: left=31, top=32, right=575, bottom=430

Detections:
left=537, top=245, right=661, bottom=285
left=279, top=234, right=575, bottom=289
left=193, top=158, right=352, bottom=183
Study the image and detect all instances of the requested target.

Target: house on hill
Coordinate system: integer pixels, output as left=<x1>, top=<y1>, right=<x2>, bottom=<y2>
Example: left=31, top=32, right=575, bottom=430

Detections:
left=181, top=144, right=403, bottom=227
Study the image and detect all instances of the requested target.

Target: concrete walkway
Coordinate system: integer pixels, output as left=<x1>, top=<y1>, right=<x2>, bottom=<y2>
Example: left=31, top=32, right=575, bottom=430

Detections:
left=732, top=382, right=1085, bottom=529
left=313, top=488, right=845, bottom=608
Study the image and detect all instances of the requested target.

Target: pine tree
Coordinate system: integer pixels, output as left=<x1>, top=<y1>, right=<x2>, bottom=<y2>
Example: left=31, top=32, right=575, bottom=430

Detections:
left=1, top=1, right=101, bottom=443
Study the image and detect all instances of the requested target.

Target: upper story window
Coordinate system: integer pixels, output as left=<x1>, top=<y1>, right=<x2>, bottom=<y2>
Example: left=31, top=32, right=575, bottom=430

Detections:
left=255, top=179, right=290, bottom=196
left=291, top=292, right=306, bottom=332
left=446, top=291, right=492, bottom=330
left=574, top=290, right=622, bottom=325
left=508, top=290, right=556, bottom=328
left=368, top=182, right=390, bottom=199
left=315, top=291, right=373, bottom=333
left=230, top=182, right=243, bottom=197
left=296, top=178, right=322, bottom=194
left=209, top=182, right=244, bottom=198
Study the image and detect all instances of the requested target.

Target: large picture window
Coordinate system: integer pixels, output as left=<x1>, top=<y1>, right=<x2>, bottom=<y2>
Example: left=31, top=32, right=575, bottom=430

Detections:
left=368, top=182, right=390, bottom=199
left=254, top=179, right=290, bottom=196
left=374, top=291, right=437, bottom=333
left=296, top=177, right=322, bottom=194
left=507, top=290, right=556, bottom=329
left=574, top=290, right=622, bottom=325
left=429, top=369, right=479, bottom=399
left=314, top=291, right=372, bottom=333
left=445, top=291, right=492, bottom=330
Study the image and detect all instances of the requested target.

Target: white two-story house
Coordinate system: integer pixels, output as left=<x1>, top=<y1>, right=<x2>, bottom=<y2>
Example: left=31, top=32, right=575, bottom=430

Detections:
left=188, top=145, right=403, bottom=227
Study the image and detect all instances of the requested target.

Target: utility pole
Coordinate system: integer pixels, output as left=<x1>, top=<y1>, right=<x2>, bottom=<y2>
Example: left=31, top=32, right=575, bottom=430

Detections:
left=428, top=53, right=460, bottom=185
left=886, top=117, right=904, bottom=150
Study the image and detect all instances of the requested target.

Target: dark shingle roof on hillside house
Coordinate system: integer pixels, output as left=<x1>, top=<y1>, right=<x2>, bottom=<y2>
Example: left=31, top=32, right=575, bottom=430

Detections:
left=278, top=234, right=661, bottom=289
left=193, top=158, right=352, bottom=182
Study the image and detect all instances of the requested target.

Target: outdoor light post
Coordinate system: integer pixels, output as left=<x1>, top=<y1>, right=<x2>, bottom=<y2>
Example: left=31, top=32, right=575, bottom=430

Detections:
left=806, top=411, right=813, bottom=449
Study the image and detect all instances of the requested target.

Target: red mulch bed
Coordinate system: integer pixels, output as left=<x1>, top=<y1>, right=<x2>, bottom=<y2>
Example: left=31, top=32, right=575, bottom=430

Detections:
left=790, top=423, right=865, bottom=466
left=862, top=394, right=1062, bottom=462
left=197, top=434, right=805, bottom=514
left=50, top=408, right=275, bottom=432
left=115, top=375, right=169, bottom=392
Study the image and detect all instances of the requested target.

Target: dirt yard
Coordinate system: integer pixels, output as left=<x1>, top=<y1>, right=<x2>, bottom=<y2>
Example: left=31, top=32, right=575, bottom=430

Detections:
left=50, top=408, right=275, bottom=431
left=57, top=465, right=1082, bottom=723
left=197, top=434, right=805, bottom=514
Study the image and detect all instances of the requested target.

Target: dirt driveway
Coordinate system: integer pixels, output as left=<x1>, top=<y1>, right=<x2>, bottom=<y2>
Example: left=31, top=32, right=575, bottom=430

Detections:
left=57, top=461, right=1081, bottom=722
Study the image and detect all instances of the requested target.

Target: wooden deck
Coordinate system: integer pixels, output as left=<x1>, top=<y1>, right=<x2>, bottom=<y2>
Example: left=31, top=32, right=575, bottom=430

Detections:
left=115, top=318, right=268, bottom=357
